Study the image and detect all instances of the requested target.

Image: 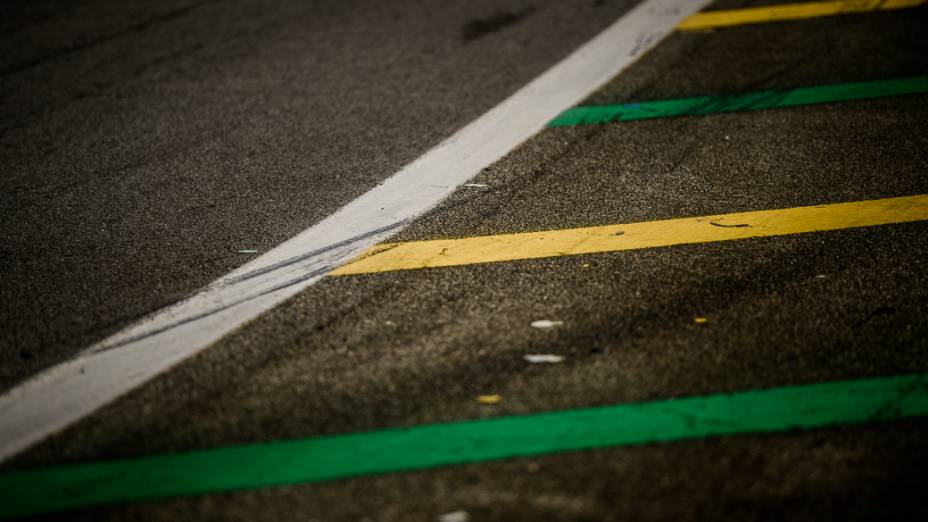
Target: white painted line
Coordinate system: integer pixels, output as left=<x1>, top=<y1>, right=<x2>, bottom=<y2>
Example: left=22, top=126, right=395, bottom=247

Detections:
left=0, top=0, right=711, bottom=463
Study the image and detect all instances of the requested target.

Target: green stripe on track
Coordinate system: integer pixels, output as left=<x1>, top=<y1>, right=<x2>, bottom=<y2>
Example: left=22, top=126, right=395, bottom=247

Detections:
left=2, top=373, right=928, bottom=519
left=548, top=76, right=928, bottom=126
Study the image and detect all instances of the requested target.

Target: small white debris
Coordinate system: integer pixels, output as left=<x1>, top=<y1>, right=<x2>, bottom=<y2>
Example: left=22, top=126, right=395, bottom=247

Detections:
left=463, top=183, right=488, bottom=188
left=524, top=354, right=565, bottom=364
left=384, top=320, right=397, bottom=327
left=531, top=320, right=563, bottom=329
left=237, top=249, right=259, bottom=254
left=815, top=274, right=827, bottom=279
left=439, top=510, right=470, bottom=522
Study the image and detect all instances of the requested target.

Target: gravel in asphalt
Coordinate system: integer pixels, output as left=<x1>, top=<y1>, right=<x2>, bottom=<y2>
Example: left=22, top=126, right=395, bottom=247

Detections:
left=4, top=1, right=928, bottom=520
left=0, top=0, right=637, bottom=391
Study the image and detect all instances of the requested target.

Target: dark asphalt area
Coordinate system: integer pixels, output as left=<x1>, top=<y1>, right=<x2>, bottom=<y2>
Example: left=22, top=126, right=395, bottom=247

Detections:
left=0, top=0, right=635, bottom=391
left=5, top=0, right=928, bottom=520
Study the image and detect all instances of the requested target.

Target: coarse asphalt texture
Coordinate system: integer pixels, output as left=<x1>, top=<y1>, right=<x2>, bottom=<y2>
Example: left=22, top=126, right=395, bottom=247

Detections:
left=4, top=0, right=928, bottom=520
left=0, top=0, right=636, bottom=391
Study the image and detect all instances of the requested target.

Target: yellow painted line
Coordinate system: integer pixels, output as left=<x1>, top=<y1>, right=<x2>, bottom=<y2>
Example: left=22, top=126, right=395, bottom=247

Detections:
left=677, top=0, right=925, bottom=30
left=330, top=194, right=928, bottom=275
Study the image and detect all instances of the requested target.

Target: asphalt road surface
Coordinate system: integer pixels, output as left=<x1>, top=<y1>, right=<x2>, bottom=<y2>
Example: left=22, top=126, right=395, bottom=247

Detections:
left=2, top=0, right=928, bottom=520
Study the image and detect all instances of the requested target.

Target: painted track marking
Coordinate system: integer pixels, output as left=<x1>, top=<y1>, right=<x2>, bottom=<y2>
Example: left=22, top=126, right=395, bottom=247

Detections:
left=1, top=372, right=925, bottom=519
left=678, top=0, right=926, bottom=31
left=0, top=0, right=713, bottom=463
left=549, top=76, right=928, bottom=126
left=331, top=194, right=928, bottom=275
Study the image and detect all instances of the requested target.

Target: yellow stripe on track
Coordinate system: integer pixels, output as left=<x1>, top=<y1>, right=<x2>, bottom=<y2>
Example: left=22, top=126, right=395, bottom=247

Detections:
left=331, top=194, right=928, bottom=275
left=677, top=0, right=925, bottom=31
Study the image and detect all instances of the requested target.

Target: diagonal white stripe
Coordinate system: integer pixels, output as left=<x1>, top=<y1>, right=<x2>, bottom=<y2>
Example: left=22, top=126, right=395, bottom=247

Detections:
left=0, top=0, right=711, bottom=462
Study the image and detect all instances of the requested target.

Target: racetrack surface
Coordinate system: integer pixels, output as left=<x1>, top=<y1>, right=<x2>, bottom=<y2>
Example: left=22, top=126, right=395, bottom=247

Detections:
left=3, top=0, right=928, bottom=520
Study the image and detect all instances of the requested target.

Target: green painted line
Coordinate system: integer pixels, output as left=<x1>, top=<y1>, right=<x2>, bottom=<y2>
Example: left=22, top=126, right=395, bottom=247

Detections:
left=548, top=75, right=928, bottom=126
left=2, top=373, right=927, bottom=519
